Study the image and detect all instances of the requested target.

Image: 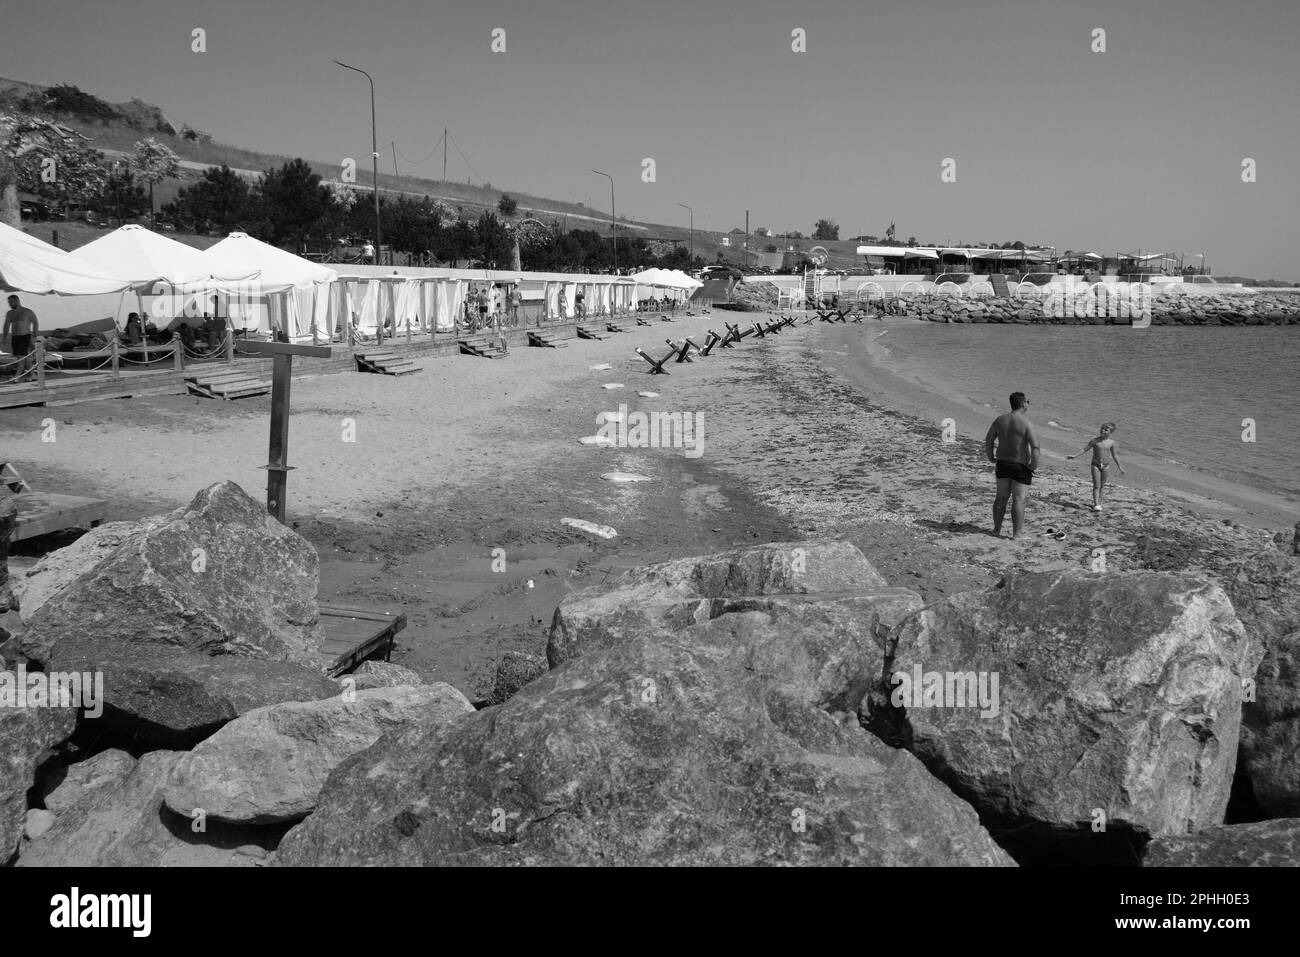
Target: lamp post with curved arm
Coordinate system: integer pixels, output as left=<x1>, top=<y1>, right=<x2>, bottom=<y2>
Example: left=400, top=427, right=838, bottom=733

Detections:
left=590, top=169, right=615, bottom=273
left=334, top=60, right=382, bottom=267
left=677, top=202, right=694, bottom=262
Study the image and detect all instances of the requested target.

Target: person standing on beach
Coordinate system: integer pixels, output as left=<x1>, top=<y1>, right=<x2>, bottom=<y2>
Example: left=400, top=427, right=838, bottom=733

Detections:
left=1067, top=422, right=1125, bottom=512
left=4, top=295, right=39, bottom=379
left=985, top=391, right=1040, bottom=539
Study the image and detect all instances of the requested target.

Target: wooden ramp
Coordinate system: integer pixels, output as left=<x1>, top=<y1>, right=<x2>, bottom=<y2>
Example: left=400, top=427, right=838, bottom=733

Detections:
left=355, top=350, right=422, bottom=375
left=8, top=491, right=108, bottom=542
left=456, top=336, right=510, bottom=359
left=989, top=274, right=1011, bottom=297
left=185, top=368, right=272, bottom=400
left=575, top=323, right=611, bottom=340
left=527, top=329, right=567, bottom=348
left=319, top=602, right=408, bottom=677
left=605, top=318, right=636, bottom=333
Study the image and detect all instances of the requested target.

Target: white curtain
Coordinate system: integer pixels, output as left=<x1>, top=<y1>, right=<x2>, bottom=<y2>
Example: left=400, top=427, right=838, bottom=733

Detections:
left=354, top=280, right=380, bottom=334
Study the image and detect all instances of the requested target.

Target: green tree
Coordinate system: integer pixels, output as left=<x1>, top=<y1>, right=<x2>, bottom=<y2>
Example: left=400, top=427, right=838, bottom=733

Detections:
left=162, top=165, right=251, bottom=235
left=497, top=194, right=518, bottom=217
left=17, top=139, right=108, bottom=217
left=254, top=158, right=339, bottom=252
left=101, top=167, right=149, bottom=221
left=0, top=112, right=81, bottom=227
left=813, top=219, right=839, bottom=241
left=130, top=137, right=181, bottom=229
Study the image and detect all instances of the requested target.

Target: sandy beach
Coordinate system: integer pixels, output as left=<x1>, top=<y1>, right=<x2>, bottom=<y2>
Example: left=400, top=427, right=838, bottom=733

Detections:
left=1, top=313, right=1288, bottom=698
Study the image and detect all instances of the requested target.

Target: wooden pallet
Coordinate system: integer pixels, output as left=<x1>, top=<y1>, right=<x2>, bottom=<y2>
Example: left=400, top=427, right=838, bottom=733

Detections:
left=527, top=330, right=567, bottom=348
left=575, top=324, right=611, bottom=340
left=456, top=336, right=510, bottom=359
left=185, top=369, right=272, bottom=400
left=605, top=318, right=635, bottom=333
left=7, top=490, right=108, bottom=542
left=319, top=602, right=408, bottom=677
left=355, top=350, right=422, bottom=375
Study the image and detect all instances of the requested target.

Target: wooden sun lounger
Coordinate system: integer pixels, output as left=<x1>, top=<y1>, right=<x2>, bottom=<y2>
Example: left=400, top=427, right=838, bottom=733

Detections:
left=319, top=602, right=408, bottom=677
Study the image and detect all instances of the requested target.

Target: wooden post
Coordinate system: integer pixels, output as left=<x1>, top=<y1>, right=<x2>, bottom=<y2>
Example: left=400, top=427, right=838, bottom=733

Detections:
left=110, top=338, right=120, bottom=379
left=35, top=339, right=45, bottom=389
left=240, top=340, right=332, bottom=523
left=225, top=329, right=235, bottom=365
left=172, top=339, right=183, bottom=370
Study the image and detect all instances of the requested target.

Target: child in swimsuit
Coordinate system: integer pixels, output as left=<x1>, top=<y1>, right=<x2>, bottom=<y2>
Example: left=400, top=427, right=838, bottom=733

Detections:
left=1067, top=422, right=1125, bottom=511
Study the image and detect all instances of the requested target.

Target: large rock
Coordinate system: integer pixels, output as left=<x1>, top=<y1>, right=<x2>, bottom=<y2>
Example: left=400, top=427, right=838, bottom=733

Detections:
left=0, top=497, right=16, bottom=615
left=548, top=540, right=890, bottom=667
left=1143, top=819, right=1300, bottom=866
left=47, top=637, right=339, bottom=748
left=163, top=684, right=474, bottom=824
left=19, top=482, right=324, bottom=669
left=350, top=660, right=425, bottom=690
left=1223, top=546, right=1300, bottom=816
left=276, top=610, right=1011, bottom=866
left=867, top=570, right=1260, bottom=860
left=17, top=750, right=272, bottom=867
left=486, top=651, right=548, bottom=706
left=42, top=748, right=137, bottom=813
left=1, top=706, right=77, bottom=862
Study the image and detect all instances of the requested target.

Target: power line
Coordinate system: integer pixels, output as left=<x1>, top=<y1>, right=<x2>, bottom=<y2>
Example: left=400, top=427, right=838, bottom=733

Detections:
left=393, top=130, right=445, bottom=168
left=447, top=129, right=485, bottom=187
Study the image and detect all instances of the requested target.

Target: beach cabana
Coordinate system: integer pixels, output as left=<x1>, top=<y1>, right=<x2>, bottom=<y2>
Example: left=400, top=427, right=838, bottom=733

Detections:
left=73, top=225, right=260, bottom=332
left=0, top=222, right=131, bottom=296
left=199, top=233, right=338, bottom=340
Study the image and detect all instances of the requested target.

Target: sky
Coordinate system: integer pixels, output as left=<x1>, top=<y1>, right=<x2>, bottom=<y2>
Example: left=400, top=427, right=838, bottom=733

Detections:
left=7, top=0, right=1299, bottom=277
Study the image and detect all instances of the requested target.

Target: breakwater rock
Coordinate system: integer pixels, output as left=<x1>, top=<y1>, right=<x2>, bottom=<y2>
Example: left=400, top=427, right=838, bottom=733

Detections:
left=894, top=290, right=1300, bottom=326
left=864, top=569, right=1261, bottom=864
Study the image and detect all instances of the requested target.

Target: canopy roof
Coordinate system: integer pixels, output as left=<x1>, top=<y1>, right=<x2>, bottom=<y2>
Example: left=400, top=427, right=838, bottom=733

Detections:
left=199, top=232, right=337, bottom=291
left=0, top=222, right=133, bottom=296
left=631, top=268, right=702, bottom=290
left=75, top=224, right=258, bottom=289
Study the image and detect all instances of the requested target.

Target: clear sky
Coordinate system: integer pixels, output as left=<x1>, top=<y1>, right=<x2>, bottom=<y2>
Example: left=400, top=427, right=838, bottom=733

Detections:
left=8, top=0, right=1298, bottom=277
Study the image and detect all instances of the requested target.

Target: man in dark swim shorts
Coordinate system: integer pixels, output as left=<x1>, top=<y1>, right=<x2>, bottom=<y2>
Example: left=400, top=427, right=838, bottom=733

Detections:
left=984, top=391, right=1040, bottom=539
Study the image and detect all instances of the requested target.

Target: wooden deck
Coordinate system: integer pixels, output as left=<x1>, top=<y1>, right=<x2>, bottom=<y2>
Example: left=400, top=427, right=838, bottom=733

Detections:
left=8, top=491, right=109, bottom=541
left=319, top=602, right=408, bottom=676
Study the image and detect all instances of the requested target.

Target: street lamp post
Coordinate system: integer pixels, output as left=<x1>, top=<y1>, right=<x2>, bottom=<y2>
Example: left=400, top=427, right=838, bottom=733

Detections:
left=677, top=202, right=693, bottom=262
left=334, top=60, right=382, bottom=267
left=590, top=169, right=615, bottom=273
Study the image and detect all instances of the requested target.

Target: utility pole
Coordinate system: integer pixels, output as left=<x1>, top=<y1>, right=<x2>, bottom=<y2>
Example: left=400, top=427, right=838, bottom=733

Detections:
left=443, top=127, right=447, bottom=183
left=744, top=208, right=749, bottom=268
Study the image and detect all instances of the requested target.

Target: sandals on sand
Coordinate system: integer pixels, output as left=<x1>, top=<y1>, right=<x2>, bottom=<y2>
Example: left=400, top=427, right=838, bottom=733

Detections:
left=1041, top=527, right=1068, bottom=541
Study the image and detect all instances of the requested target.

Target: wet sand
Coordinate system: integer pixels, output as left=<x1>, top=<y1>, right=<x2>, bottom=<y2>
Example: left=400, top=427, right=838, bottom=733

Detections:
left=2, top=310, right=1286, bottom=698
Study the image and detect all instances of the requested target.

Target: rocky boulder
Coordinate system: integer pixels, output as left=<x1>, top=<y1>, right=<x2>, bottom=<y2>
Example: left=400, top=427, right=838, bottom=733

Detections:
left=866, top=569, right=1260, bottom=862
left=47, top=637, right=339, bottom=749
left=19, top=481, right=325, bottom=670
left=1222, top=545, right=1300, bottom=816
left=276, top=609, right=1011, bottom=867
left=1143, top=819, right=1300, bottom=866
left=485, top=651, right=548, bottom=706
left=349, top=660, right=425, bottom=690
left=42, top=748, right=137, bottom=813
left=548, top=540, right=889, bottom=667
left=0, top=497, right=16, bottom=616
left=163, top=683, right=474, bottom=824
left=1, top=706, right=77, bottom=862
left=17, top=750, right=274, bottom=867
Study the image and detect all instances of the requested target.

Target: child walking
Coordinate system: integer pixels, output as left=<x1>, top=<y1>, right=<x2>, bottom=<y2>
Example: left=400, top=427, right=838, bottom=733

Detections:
left=1067, top=422, right=1125, bottom=511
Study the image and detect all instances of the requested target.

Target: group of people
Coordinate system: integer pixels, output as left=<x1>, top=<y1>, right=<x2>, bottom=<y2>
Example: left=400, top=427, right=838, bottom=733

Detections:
left=984, top=391, right=1125, bottom=538
left=463, top=282, right=522, bottom=331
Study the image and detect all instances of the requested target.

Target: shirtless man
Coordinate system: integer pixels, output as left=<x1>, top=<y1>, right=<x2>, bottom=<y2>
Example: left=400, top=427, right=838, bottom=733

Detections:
left=4, top=295, right=40, bottom=380
left=984, top=391, right=1041, bottom=539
